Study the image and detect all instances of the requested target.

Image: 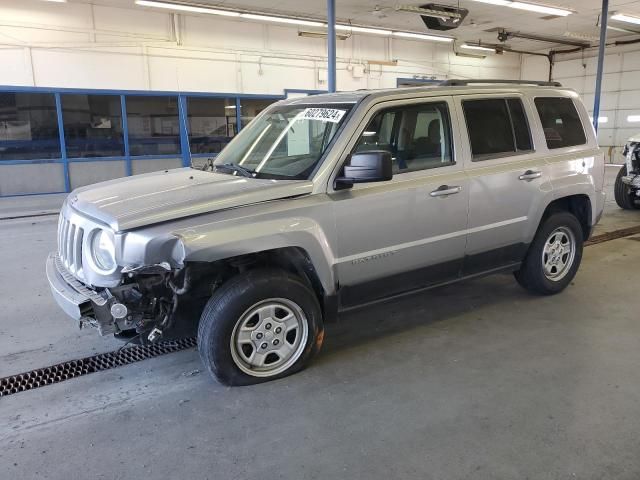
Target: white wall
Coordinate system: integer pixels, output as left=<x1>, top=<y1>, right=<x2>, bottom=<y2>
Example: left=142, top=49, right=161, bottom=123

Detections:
left=0, top=0, right=521, bottom=94
left=522, top=44, right=640, bottom=160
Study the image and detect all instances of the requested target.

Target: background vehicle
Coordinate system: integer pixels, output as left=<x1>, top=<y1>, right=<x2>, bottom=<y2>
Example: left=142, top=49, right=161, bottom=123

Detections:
left=615, top=133, right=640, bottom=210
left=47, top=82, right=606, bottom=385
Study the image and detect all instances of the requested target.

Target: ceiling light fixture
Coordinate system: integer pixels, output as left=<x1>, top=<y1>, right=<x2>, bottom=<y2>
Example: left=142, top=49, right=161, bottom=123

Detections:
left=134, top=0, right=240, bottom=16
left=299, top=30, right=351, bottom=40
left=460, top=43, right=497, bottom=52
left=470, top=0, right=572, bottom=16
left=240, top=13, right=324, bottom=27
left=628, top=115, right=640, bottom=123
left=509, top=1, right=572, bottom=16
left=335, top=24, right=392, bottom=35
left=393, top=31, right=454, bottom=42
left=611, top=13, right=640, bottom=25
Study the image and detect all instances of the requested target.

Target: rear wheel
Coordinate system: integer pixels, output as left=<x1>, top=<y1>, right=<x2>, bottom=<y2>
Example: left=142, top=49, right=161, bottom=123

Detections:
left=515, top=212, right=583, bottom=295
left=614, top=166, right=639, bottom=210
left=197, top=268, right=324, bottom=386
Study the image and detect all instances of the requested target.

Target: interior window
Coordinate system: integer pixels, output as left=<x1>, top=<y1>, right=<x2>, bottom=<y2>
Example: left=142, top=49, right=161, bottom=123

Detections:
left=463, top=98, right=533, bottom=160
left=353, top=102, right=453, bottom=174
left=534, top=97, right=586, bottom=149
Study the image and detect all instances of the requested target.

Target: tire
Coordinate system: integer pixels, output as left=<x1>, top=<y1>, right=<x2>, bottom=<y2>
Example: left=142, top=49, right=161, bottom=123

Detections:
left=197, top=268, right=324, bottom=386
left=514, top=212, right=584, bottom=295
left=614, top=166, right=639, bottom=210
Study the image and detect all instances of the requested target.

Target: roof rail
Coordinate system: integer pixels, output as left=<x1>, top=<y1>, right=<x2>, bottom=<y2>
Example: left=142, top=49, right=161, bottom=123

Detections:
left=439, top=79, right=562, bottom=87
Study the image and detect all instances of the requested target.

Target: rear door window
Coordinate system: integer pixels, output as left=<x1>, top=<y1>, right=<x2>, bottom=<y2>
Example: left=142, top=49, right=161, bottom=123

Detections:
left=462, top=98, right=533, bottom=161
left=534, top=97, right=586, bottom=149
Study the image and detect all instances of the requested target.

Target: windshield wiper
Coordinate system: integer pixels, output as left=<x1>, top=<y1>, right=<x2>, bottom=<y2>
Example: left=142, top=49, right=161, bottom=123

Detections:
left=214, top=163, right=256, bottom=178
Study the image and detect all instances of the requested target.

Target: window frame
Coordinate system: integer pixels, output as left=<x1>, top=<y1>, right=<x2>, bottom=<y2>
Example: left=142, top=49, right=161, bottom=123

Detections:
left=327, top=96, right=461, bottom=192
left=461, top=95, right=535, bottom=163
left=533, top=96, right=588, bottom=151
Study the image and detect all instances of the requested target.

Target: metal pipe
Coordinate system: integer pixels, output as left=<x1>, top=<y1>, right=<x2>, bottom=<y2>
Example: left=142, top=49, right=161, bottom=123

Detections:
left=593, top=0, right=609, bottom=133
left=327, top=0, right=336, bottom=93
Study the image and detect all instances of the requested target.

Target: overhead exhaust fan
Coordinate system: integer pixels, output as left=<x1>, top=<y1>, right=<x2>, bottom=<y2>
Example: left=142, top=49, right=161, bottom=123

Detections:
left=396, top=4, right=468, bottom=30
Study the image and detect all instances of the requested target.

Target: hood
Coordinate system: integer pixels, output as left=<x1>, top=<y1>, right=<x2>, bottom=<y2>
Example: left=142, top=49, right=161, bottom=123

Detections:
left=69, top=168, right=314, bottom=231
left=628, top=133, right=640, bottom=143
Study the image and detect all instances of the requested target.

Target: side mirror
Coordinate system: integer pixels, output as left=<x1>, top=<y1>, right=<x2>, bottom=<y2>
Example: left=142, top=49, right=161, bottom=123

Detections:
left=335, top=150, right=393, bottom=190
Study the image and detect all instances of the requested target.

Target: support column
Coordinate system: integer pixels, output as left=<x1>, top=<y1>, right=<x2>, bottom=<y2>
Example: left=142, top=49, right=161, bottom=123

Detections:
left=593, top=0, right=609, bottom=133
left=327, top=0, right=336, bottom=93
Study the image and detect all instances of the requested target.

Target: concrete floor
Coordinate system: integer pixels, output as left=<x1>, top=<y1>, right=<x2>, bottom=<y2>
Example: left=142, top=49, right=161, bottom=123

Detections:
left=1, top=165, right=640, bottom=479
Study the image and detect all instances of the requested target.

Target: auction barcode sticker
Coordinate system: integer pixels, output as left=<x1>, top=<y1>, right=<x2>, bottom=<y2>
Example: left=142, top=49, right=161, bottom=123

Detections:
left=300, top=108, right=346, bottom=123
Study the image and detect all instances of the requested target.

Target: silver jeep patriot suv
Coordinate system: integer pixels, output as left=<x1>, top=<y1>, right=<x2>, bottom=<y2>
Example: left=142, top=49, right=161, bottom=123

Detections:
left=47, top=80, right=606, bottom=385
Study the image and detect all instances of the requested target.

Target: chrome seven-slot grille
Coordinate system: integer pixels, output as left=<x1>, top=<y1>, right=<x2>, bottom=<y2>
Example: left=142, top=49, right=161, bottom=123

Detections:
left=58, top=211, right=85, bottom=278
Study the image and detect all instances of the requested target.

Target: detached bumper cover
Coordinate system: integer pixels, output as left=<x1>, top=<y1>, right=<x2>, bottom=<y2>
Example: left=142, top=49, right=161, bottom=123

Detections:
left=46, top=252, right=106, bottom=321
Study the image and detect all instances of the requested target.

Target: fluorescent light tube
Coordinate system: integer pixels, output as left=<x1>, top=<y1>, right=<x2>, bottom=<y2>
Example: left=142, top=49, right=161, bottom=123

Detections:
left=628, top=115, right=640, bottom=123
left=241, top=13, right=324, bottom=27
left=471, top=0, right=512, bottom=6
left=509, top=1, right=572, bottom=16
left=460, top=44, right=496, bottom=52
left=611, top=13, right=640, bottom=25
left=589, top=116, right=608, bottom=123
left=470, top=0, right=573, bottom=15
left=135, top=0, right=240, bottom=16
left=393, top=31, right=454, bottom=42
left=335, top=25, right=392, bottom=35
left=42, top=0, right=67, bottom=3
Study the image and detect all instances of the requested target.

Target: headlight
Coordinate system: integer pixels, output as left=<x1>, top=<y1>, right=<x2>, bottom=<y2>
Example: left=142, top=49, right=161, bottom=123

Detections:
left=90, top=229, right=117, bottom=273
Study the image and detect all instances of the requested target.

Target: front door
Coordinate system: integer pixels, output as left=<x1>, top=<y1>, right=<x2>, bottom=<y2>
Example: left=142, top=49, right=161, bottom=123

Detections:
left=330, top=98, right=470, bottom=308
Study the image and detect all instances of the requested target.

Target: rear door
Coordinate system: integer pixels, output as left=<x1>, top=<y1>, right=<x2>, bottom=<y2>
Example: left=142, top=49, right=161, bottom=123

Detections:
left=455, top=94, right=552, bottom=275
left=329, top=97, right=470, bottom=307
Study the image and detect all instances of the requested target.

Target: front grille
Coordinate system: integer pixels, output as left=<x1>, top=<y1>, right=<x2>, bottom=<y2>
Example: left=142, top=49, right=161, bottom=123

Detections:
left=58, top=212, right=85, bottom=278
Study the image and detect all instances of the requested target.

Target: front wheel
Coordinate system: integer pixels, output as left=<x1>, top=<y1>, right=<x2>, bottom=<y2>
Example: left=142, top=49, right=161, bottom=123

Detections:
left=515, top=212, right=584, bottom=295
left=614, top=166, right=639, bottom=210
left=197, top=268, right=324, bottom=386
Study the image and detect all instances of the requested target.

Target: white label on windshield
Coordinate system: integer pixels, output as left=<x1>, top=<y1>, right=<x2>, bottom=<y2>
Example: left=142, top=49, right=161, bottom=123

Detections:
left=300, top=108, right=346, bottom=123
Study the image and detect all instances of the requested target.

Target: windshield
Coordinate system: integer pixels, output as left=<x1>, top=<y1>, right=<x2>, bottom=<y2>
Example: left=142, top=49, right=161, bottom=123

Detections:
left=212, top=103, right=354, bottom=179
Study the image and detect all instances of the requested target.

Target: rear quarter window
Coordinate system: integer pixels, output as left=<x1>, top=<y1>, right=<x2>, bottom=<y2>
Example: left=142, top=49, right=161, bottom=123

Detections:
left=534, top=97, right=586, bottom=149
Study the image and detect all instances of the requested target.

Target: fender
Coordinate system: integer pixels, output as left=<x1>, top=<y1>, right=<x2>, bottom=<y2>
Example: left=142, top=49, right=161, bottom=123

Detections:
left=175, top=204, right=338, bottom=295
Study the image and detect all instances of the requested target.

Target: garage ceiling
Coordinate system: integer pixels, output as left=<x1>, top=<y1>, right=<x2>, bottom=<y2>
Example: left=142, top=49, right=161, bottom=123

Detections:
left=186, top=0, right=640, bottom=50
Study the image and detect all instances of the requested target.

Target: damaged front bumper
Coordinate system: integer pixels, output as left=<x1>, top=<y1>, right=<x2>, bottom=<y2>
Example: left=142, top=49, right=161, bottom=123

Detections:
left=46, top=252, right=121, bottom=335
left=46, top=252, right=106, bottom=321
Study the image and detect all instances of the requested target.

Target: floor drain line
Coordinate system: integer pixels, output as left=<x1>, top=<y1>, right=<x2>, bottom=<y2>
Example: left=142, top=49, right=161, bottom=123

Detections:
left=585, top=225, right=640, bottom=246
left=0, top=337, right=196, bottom=398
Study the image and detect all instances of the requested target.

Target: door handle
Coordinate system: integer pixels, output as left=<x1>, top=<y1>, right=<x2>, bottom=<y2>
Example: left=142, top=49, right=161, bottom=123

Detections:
left=519, top=170, right=542, bottom=181
left=430, top=185, right=462, bottom=197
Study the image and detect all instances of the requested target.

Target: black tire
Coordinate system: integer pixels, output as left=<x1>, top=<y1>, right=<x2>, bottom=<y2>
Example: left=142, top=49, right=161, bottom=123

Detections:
left=614, top=166, right=639, bottom=210
left=514, top=212, right=584, bottom=295
left=197, top=268, right=324, bottom=386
